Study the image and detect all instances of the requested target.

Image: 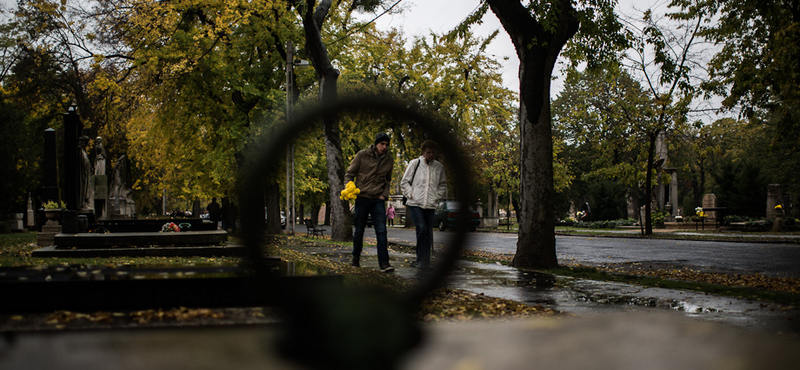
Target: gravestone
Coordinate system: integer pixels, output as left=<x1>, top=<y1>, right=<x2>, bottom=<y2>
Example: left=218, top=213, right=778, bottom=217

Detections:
left=93, top=136, right=109, bottom=219
left=37, top=210, right=62, bottom=247
left=94, top=137, right=106, bottom=175
left=11, top=213, right=24, bottom=231
left=26, top=196, right=35, bottom=229
left=63, top=105, right=82, bottom=210
left=767, top=184, right=781, bottom=220
left=108, top=155, right=136, bottom=217
left=702, top=194, right=717, bottom=220
left=41, top=129, right=59, bottom=204
left=93, top=174, right=108, bottom=219
left=78, top=136, right=94, bottom=211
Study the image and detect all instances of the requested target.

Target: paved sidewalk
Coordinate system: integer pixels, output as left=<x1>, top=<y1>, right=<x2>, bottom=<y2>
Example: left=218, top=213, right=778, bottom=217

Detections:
left=2, top=311, right=798, bottom=370
left=3, top=238, right=800, bottom=369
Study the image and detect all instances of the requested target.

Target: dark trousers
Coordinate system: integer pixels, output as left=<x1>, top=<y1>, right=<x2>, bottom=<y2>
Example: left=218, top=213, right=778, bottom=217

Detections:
left=408, top=206, right=435, bottom=267
left=352, top=197, right=389, bottom=264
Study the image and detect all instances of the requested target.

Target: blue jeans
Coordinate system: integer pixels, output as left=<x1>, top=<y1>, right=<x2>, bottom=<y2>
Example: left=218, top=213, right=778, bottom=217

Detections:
left=352, top=197, right=389, bottom=264
left=408, top=206, right=435, bottom=268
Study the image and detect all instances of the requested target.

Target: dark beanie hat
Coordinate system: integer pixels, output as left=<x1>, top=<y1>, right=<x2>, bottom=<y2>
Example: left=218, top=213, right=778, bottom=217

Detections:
left=375, top=132, right=391, bottom=145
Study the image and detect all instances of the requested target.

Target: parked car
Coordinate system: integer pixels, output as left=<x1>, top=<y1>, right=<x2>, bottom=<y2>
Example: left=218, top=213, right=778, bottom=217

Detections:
left=350, top=206, right=374, bottom=227
left=265, top=208, right=287, bottom=229
left=433, top=200, right=480, bottom=231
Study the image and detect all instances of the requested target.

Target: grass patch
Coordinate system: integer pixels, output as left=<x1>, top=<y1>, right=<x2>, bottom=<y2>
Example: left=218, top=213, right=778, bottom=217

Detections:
left=550, top=265, right=800, bottom=306
left=554, top=228, right=800, bottom=244
left=0, top=231, right=241, bottom=268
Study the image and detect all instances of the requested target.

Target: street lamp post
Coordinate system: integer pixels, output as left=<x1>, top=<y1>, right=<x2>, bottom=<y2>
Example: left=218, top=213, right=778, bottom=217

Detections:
left=286, top=41, right=295, bottom=234
left=285, top=41, right=310, bottom=234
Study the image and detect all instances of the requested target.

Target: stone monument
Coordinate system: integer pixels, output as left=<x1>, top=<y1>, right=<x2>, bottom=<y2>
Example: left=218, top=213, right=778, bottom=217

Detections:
left=78, top=136, right=94, bottom=211
left=767, top=184, right=781, bottom=220
left=26, top=195, right=35, bottom=229
left=93, top=137, right=109, bottom=220
left=702, top=194, right=717, bottom=220
left=94, top=137, right=106, bottom=176
left=109, top=155, right=136, bottom=217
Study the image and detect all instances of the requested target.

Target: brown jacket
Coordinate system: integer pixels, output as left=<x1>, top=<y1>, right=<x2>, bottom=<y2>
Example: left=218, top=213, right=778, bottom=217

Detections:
left=344, top=145, right=394, bottom=199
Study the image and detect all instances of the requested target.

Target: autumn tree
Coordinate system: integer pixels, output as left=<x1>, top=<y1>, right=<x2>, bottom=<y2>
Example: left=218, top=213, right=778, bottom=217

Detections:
left=618, top=3, right=713, bottom=234
left=335, top=26, right=524, bottom=209
left=672, top=0, right=800, bottom=198
left=670, top=117, right=774, bottom=218
left=93, top=0, right=301, bottom=222
left=456, top=0, right=627, bottom=269
left=0, top=1, right=112, bottom=214
left=283, top=0, right=393, bottom=241
left=553, top=64, right=656, bottom=222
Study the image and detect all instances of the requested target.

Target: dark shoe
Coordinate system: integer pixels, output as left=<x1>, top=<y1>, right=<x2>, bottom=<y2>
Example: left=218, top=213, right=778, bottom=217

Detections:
left=351, top=256, right=360, bottom=267
left=379, top=262, right=395, bottom=273
left=410, top=260, right=419, bottom=268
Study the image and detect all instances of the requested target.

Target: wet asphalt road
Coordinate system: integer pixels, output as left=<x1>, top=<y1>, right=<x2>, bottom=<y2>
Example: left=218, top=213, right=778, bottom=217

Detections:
left=287, top=225, right=800, bottom=333
left=383, top=228, right=800, bottom=278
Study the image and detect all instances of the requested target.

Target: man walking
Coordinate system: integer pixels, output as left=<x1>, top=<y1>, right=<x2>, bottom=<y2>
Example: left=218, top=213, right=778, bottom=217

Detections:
left=206, top=197, right=221, bottom=229
left=401, top=140, right=447, bottom=270
left=345, top=133, right=395, bottom=272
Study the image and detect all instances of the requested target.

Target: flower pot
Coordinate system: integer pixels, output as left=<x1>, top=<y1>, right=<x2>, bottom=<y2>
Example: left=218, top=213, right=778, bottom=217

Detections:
left=44, top=209, right=61, bottom=221
left=43, top=209, right=62, bottom=225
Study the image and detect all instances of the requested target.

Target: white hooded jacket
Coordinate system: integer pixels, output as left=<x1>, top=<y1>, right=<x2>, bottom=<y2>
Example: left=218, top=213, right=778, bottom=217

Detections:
left=400, top=156, right=447, bottom=209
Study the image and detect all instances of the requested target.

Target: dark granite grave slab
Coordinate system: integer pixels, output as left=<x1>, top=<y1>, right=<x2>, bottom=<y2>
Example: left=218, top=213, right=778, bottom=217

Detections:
left=0, top=263, right=340, bottom=313
left=53, top=230, right=228, bottom=248
left=96, top=218, right=217, bottom=232
left=31, top=244, right=246, bottom=258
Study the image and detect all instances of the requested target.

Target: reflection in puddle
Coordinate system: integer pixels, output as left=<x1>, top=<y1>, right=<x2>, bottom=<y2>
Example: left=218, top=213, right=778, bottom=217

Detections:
left=444, top=260, right=800, bottom=334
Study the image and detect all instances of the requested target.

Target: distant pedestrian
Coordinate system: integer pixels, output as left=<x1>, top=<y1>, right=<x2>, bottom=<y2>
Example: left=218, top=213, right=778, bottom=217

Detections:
left=228, top=202, right=238, bottom=233
left=386, top=204, right=396, bottom=227
left=401, top=140, right=447, bottom=270
left=221, top=198, right=230, bottom=230
left=206, top=198, right=221, bottom=228
left=345, top=132, right=395, bottom=272
left=580, top=202, right=591, bottom=222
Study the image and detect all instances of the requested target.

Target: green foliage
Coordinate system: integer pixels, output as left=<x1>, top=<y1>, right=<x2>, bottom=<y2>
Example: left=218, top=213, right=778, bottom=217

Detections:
left=42, top=200, right=65, bottom=209
left=335, top=26, right=519, bottom=201
left=671, top=0, right=800, bottom=199
left=711, top=159, right=768, bottom=218
left=120, top=0, right=298, bottom=205
left=650, top=209, right=669, bottom=225
left=553, top=65, right=658, bottom=218
left=574, top=218, right=636, bottom=229
left=586, top=180, right=628, bottom=221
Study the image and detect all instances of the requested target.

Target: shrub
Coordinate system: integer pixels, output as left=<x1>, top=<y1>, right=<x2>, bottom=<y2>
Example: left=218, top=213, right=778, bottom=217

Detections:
left=575, top=218, right=637, bottom=229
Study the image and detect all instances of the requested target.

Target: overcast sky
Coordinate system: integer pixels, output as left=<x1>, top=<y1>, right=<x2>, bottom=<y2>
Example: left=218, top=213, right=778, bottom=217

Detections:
left=360, top=0, right=668, bottom=95
left=2, top=0, right=689, bottom=101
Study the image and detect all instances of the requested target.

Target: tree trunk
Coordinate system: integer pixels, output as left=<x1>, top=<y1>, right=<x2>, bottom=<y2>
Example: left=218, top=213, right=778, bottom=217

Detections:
left=265, top=181, right=281, bottom=234
left=311, top=204, right=321, bottom=224
left=299, top=0, right=351, bottom=241
left=487, top=0, right=578, bottom=269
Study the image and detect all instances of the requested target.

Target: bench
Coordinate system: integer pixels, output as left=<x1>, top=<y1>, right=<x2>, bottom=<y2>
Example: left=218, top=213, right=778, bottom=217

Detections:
left=304, top=218, right=326, bottom=238
left=695, top=207, right=726, bottom=230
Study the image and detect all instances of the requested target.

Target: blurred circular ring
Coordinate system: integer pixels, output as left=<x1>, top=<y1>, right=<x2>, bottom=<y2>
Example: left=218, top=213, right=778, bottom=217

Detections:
left=241, top=94, right=474, bottom=305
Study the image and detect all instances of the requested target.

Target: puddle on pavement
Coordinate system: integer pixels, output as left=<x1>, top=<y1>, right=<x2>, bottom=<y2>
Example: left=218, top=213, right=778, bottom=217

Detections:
left=446, top=260, right=800, bottom=335
left=290, top=245, right=800, bottom=335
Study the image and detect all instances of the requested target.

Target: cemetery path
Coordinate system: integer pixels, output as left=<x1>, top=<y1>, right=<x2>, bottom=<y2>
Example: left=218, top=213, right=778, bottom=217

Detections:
left=376, top=227, right=800, bottom=278
left=283, top=230, right=800, bottom=336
